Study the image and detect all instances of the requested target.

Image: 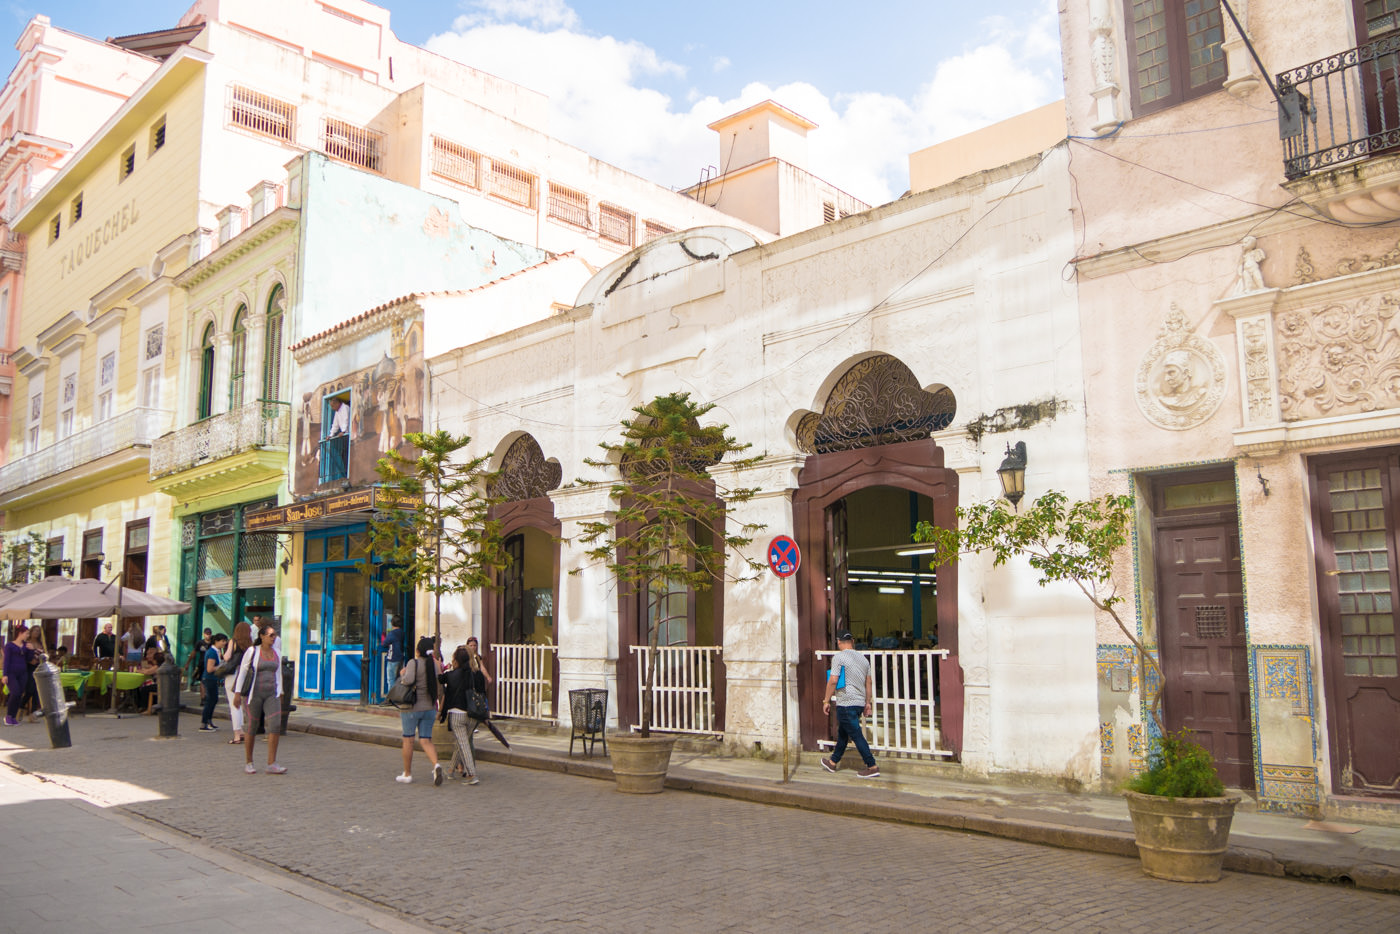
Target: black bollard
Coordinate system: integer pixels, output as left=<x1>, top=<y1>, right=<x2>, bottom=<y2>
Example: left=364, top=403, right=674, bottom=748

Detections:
left=30, top=658, right=72, bottom=749
left=156, top=655, right=181, bottom=737
left=280, top=656, right=297, bottom=734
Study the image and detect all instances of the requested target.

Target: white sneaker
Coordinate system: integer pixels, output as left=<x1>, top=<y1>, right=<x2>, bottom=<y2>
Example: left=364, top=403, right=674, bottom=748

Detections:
left=433, top=764, right=444, bottom=786
left=244, top=763, right=257, bottom=775
left=395, top=773, right=412, bottom=783
left=466, top=775, right=480, bottom=785
left=265, top=763, right=287, bottom=775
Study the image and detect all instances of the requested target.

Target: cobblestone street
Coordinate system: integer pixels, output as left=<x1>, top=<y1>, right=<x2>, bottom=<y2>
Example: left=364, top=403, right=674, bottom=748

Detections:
left=2, top=717, right=1397, bottom=933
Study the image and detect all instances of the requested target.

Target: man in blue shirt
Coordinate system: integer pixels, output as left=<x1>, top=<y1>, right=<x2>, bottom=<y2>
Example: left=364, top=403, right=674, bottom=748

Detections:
left=199, top=633, right=228, bottom=731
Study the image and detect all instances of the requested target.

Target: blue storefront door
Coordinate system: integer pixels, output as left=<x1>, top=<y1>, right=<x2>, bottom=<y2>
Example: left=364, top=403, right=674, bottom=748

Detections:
left=300, top=527, right=384, bottom=700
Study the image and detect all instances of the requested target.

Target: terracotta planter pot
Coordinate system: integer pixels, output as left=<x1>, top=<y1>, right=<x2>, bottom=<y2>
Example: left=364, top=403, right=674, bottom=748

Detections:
left=608, top=733, right=678, bottom=794
left=1124, top=790, right=1241, bottom=883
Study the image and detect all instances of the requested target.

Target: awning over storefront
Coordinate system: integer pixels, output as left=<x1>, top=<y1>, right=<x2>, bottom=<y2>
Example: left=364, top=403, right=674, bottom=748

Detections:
left=245, top=486, right=420, bottom=533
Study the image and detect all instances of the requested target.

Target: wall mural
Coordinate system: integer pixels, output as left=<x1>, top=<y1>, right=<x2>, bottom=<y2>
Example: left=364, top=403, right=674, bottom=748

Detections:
left=294, top=318, right=426, bottom=493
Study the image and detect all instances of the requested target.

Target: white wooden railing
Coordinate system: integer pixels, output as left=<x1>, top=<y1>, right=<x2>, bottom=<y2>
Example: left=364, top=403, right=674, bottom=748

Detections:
left=815, top=648, right=952, bottom=758
left=491, top=643, right=558, bottom=722
left=629, top=644, right=722, bottom=735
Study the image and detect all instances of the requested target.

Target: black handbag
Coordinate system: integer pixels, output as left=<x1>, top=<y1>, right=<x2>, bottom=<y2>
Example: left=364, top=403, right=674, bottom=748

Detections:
left=465, top=688, right=489, bottom=720
left=385, top=660, right=418, bottom=708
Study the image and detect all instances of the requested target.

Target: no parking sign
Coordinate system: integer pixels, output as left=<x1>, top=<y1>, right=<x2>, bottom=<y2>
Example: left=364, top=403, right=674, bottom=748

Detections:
left=768, top=535, right=800, bottom=578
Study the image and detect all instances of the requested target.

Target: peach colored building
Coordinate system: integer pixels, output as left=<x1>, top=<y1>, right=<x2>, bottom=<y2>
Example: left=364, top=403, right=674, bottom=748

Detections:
left=1063, top=0, right=1400, bottom=817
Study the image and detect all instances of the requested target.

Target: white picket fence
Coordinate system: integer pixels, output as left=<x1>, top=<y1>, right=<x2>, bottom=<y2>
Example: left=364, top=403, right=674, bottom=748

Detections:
left=815, top=648, right=952, bottom=758
left=629, top=644, right=722, bottom=735
left=491, top=643, right=559, bottom=722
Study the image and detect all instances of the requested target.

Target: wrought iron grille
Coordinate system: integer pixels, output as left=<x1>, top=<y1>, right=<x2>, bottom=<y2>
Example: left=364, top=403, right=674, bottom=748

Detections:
left=796, top=354, right=957, bottom=454
left=149, top=400, right=290, bottom=478
left=547, top=182, right=591, bottom=228
left=487, top=159, right=536, bottom=207
left=430, top=137, right=481, bottom=188
left=599, top=203, right=635, bottom=246
left=322, top=117, right=383, bottom=173
left=229, top=85, right=295, bottom=142
left=491, top=434, right=562, bottom=502
left=1278, top=33, right=1400, bottom=179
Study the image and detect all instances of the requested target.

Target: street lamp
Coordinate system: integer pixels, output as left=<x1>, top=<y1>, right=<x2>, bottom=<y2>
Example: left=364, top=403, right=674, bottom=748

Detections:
left=998, top=441, right=1028, bottom=509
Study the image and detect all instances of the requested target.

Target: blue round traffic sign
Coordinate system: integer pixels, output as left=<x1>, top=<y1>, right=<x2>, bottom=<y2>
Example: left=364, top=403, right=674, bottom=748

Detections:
left=768, top=535, right=801, bottom=578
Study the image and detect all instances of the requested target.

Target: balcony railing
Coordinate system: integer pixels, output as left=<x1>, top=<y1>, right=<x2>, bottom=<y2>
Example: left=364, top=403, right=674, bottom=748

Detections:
left=0, top=406, right=170, bottom=496
left=1279, top=33, right=1400, bottom=179
left=150, top=399, right=290, bottom=478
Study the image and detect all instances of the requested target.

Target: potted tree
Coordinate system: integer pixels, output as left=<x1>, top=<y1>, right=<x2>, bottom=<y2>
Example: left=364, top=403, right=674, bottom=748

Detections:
left=576, top=392, right=763, bottom=793
left=914, top=490, right=1240, bottom=882
left=366, top=429, right=505, bottom=755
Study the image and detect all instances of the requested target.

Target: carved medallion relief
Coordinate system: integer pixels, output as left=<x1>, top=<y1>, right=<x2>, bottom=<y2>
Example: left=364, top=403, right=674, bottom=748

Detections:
left=1135, top=304, right=1227, bottom=430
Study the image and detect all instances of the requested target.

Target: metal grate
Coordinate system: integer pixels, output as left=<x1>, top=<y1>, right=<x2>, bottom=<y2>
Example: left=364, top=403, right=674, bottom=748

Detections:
left=643, top=220, right=674, bottom=242
left=1194, top=605, right=1228, bottom=639
left=430, top=136, right=480, bottom=188
left=599, top=202, right=634, bottom=246
left=229, top=85, right=296, bottom=142
left=322, top=117, right=382, bottom=172
left=547, top=182, right=590, bottom=228
left=487, top=159, right=536, bottom=207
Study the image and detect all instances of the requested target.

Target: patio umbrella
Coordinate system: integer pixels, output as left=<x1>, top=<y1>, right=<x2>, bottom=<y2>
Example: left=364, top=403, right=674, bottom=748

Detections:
left=0, top=575, right=189, bottom=619
left=0, top=575, right=190, bottom=713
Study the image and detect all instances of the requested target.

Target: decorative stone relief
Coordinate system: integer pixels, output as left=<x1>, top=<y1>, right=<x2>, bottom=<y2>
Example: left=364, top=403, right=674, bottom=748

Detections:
left=1241, top=318, right=1277, bottom=424
left=491, top=433, right=562, bottom=502
left=1276, top=294, right=1400, bottom=420
left=1336, top=240, right=1400, bottom=277
left=1294, top=246, right=1317, bottom=285
left=795, top=354, right=955, bottom=454
left=1135, top=304, right=1227, bottom=430
left=1087, top=0, right=1122, bottom=132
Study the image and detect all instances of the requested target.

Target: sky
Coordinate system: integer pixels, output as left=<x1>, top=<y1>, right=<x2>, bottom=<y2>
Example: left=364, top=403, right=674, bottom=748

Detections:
left=0, top=0, right=1064, bottom=205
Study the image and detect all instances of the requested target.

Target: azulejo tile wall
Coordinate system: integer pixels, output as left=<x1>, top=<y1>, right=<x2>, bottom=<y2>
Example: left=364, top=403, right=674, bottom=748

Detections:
left=1251, top=645, right=1320, bottom=813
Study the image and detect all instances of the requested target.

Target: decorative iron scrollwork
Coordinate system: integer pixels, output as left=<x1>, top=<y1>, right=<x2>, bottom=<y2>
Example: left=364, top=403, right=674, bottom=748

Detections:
left=493, top=434, right=562, bottom=502
left=795, top=355, right=955, bottom=454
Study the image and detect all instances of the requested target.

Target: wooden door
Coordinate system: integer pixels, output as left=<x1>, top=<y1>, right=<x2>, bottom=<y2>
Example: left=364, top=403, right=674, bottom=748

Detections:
left=1156, top=513, right=1254, bottom=789
left=1356, top=0, right=1400, bottom=147
left=825, top=499, right=849, bottom=642
left=502, top=533, right=525, bottom=644
left=1313, top=456, right=1400, bottom=796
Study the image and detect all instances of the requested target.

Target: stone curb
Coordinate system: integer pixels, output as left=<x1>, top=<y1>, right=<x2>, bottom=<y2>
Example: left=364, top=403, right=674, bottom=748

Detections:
left=283, top=714, right=1400, bottom=895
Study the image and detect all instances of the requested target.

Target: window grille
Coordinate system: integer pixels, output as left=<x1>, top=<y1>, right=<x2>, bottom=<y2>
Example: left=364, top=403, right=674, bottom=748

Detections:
left=487, top=158, right=536, bottom=207
left=598, top=203, right=635, bottom=247
left=430, top=137, right=481, bottom=188
left=1194, top=605, right=1227, bottom=639
left=644, top=220, right=674, bottom=242
left=822, top=201, right=836, bottom=223
left=322, top=117, right=383, bottom=172
left=547, top=182, right=590, bottom=228
left=229, top=85, right=296, bottom=142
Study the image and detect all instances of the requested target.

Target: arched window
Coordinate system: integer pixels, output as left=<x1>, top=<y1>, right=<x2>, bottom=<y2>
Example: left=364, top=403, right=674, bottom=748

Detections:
left=262, top=284, right=284, bottom=402
left=229, top=305, right=247, bottom=408
left=197, top=322, right=215, bottom=420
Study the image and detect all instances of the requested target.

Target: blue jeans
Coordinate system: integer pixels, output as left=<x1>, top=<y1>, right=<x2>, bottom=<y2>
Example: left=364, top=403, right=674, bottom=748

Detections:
left=385, top=659, right=400, bottom=688
left=200, top=675, right=220, bottom=726
left=831, top=704, right=875, bottom=768
left=400, top=708, right=435, bottom=739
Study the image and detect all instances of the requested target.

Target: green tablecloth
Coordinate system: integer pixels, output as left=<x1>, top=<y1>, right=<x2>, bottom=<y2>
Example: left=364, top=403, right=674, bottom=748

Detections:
left=84, top=670, right=146, bottom=692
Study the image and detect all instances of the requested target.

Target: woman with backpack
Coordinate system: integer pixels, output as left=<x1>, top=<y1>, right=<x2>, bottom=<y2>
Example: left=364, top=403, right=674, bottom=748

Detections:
left=394, top=636, right=442, bottom=785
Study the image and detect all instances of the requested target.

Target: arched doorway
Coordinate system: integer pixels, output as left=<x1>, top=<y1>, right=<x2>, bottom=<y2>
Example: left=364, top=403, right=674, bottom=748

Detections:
left=483, top=434, right=562, bottom=720
left=792, top=354, right=961, bottom=756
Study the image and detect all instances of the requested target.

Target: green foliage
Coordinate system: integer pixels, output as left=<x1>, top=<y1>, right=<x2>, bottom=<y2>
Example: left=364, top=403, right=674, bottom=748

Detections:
left=575, top=392, right=765, bottom=734
left=364, top=430, right=505, bottom=646
left=1, top=531, right=46, bottom=585
left=1125, top=730, right=1226, bottom=798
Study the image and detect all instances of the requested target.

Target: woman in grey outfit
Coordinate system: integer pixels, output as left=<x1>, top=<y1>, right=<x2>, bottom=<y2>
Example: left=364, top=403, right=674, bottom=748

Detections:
left=232, top=623, right=287, bottom=775
left=395, top=636, right=442, bottom=785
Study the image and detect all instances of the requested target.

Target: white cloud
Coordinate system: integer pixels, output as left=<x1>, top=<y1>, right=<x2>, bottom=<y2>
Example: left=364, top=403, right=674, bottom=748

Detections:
left=711, top=56, right=730, bottom=73
left=425, top=1, right=1063, bottom=207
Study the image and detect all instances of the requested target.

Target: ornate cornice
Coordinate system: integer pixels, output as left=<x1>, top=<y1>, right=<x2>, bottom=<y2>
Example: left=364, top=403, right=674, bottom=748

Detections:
left=173, top=207, right=299, bottom=290
left=291, top=297, right=423, bottom=365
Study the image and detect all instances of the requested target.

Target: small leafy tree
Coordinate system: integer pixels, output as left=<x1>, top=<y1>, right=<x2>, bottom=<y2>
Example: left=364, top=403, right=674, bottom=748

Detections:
left=912, top=490, right=1165, bottom=733
left=365, top=430, right=505, bottom=650
left=575, top=392, right=765, bottom=736
left=1, top=532, right=45, bottom=585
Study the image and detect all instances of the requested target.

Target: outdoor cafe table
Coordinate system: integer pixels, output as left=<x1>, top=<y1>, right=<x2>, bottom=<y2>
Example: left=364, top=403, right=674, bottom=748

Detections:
left=80, top=670, right=147, bottom=712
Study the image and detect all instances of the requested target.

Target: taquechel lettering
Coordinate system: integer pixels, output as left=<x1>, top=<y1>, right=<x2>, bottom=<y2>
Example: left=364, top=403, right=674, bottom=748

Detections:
left=57, top=196, right=140, bottom=280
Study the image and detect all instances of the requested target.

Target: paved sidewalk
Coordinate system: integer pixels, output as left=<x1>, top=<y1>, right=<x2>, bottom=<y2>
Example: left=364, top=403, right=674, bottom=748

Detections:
left=0, top=757, right=435, bottom=934
left=277, top=699, right=1400, bottom=894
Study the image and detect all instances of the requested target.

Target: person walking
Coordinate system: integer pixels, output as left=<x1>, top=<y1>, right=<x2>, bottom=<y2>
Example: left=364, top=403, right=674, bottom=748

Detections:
left=439, top=645, right=483, bottom=785
left=380, top=616, right=404, bottom=687
left=199, top=633, right=227, bottom=731
left=395, top=636, right=442, bottom=786
left=232, top=623, right=287, bottom=774
left=820, top=630, right=879, bottom=778
left=2, top=624, right=40, bottom=726
left=224, top=622, right=253, bottom=745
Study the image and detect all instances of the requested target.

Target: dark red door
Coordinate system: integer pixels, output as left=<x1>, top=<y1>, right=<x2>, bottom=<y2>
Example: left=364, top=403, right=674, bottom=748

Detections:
left=1156, top=514, right=1254, bottom=789
left=1313, top=455, right=1400, bottom=796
